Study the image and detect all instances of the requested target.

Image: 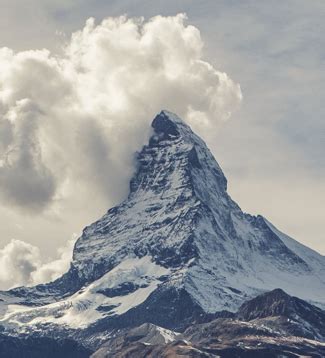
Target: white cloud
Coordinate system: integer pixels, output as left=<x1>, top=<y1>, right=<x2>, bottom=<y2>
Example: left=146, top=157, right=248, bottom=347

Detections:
left=0, top=237, right=75, bottom=290
left=0, top=14, right=242, bottom=213
left=31, top=237, right=75, bottom=285
left=0, top=239, right=41, bottom=288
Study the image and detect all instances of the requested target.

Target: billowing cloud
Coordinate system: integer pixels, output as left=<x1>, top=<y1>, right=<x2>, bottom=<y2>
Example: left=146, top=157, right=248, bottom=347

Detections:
left=0, top=237, right=75, bottom=290
left=0, top=99, right=57, bottom=210
left=0, top=239, right=41, bottom=288
left=0, top=14, right=242, bottom=213
left=30, top=236, right=75, bottom=285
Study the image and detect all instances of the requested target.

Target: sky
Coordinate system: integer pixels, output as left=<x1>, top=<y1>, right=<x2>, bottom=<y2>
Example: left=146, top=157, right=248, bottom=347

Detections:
left=0, top=0, right=324, bottom=289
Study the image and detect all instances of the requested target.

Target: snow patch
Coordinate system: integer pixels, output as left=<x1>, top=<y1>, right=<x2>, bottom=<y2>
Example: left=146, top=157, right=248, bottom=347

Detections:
left=0, top=257, right=170, bottom=329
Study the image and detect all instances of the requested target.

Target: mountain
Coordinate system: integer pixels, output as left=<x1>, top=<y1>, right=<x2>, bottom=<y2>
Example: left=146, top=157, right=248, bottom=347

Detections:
left=0, top=110, right=325, bottom=354
left=237, top=288, right=325, bottom=341
left=92, top=289, right=325, bottom=358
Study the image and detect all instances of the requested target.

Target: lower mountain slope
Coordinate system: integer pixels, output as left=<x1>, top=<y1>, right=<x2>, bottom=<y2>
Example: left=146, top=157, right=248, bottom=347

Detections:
left=92, top=289, right=325, bottom=358
left=0, top=334, right=91, bottom=358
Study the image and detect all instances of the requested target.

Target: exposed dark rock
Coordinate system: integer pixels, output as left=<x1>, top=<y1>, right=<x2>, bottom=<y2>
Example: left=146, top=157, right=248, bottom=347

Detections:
left=0, top=334, right=92, bottom=358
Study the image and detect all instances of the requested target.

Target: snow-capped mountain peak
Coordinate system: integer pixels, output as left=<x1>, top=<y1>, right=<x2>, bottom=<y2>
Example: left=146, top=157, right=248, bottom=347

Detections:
left=1, top=110, right=325, bottom=350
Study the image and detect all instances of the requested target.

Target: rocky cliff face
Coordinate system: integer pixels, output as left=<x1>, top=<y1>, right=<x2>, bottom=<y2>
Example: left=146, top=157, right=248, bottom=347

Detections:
left=0, top=110, right=325, bottom=354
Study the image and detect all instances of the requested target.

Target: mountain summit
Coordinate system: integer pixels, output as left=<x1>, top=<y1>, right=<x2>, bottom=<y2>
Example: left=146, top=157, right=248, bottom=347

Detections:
left=1, top=110, right=325, bottom=350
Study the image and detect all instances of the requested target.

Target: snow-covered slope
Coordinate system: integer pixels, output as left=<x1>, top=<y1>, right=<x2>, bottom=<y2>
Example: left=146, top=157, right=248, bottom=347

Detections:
left=0, top=257, right=169, bottom=331
left=0, top=110, right=324, bottom=345
left=265, top=218, right=325, bottom=281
